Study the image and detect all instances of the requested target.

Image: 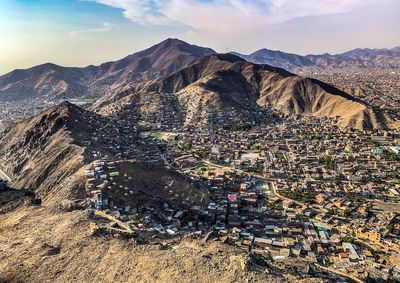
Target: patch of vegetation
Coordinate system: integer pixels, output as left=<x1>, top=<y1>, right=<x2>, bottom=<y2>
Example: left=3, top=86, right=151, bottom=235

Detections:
left=198, top=165, right=217, bottom=172
left=238, top=165, right=262, bottom=173
left=282, top=190, right=316, bottom=204
left=148, top=132, right=163, bottom=139
left=327, top=208, right=336, bottom=215
left=384, top=150, right=400, bottom=161
left=319, top=155, right=336, bottom=170
left=264, top=201, right=283, bottom=211
left=177, top=141, right=192, bottom=151
left=343, top=208, right=351, bottom=217
left=343, top=236, right=354, bottom=243
left=194, top=150, right=209, bottom=159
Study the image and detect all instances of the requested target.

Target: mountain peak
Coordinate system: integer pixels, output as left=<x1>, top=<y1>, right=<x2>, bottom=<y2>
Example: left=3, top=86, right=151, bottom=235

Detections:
left=160, top=38, right=187, bottom=45
left=36, top=101, right=87, bottom=127
left=234, top=48, right=314, bottom=70
left=255, top=48, right=280, bottom=54
left=147, top=38, right=216, bottom=56
left=56, top=100, right=82, bottom=113
left=58, top=100, right=74, bottom=108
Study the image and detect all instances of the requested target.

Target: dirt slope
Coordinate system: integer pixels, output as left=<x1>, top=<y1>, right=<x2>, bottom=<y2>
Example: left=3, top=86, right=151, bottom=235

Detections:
left=0, top=205, right=326, bottom=283
left=0, top=102, right=94, bottom=204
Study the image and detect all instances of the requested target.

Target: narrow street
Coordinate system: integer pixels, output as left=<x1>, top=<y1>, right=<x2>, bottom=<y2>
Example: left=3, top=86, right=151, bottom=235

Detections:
left=197, top=156, right=305, bottom=207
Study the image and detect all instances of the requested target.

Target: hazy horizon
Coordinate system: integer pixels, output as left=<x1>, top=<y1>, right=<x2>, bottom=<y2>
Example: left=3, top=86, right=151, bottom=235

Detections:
left=1, top=0, right=399, bottom=73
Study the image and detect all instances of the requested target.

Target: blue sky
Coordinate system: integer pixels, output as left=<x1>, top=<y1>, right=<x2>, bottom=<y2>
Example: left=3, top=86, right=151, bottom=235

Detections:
left=0, top=0, right=399, bottom=73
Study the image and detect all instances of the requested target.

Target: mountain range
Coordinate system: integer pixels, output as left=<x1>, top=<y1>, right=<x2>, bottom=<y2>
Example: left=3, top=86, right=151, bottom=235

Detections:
left=1, top=39, right=399, bottom=102
left=0, top=39, right=215, bottom=101
left=0, top=38, right=396, bottom=129
left=233, top=47, right=400, bottom=71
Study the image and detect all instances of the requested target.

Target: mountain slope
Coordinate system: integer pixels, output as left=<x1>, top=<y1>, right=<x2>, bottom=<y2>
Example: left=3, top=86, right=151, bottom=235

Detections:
left=0, top=102, right=95, bottom=204
left=0, top=39, right=215, bottom=101
left=96, top=54, right=387, bottom=130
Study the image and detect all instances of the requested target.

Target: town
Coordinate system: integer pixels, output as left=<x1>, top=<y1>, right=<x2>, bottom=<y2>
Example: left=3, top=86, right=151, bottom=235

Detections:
left=80, top=105, right=400, bottom=282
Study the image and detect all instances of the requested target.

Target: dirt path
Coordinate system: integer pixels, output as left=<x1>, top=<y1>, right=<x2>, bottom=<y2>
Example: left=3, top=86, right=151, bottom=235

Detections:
left=0, top=167, right=11, bottom=183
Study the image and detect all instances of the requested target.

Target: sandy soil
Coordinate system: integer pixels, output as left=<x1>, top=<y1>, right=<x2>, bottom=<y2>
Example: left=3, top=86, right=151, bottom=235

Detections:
left=0, top=204, right=328, bottom=283
left=0, top=206, right=255, bottom=283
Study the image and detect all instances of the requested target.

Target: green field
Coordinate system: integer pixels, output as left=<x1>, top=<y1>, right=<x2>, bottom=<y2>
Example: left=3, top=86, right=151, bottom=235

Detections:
left=149, top=132, right=166, bottom=139
left=140, top=131, right=183, bottom=143
left=140, top=131, right=167, bottom=140
left=196, top=165, right=217, bottom=172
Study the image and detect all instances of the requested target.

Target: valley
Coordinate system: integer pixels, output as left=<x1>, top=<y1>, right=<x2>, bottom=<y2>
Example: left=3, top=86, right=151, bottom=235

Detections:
left=0, top=39, right=399, bottom=283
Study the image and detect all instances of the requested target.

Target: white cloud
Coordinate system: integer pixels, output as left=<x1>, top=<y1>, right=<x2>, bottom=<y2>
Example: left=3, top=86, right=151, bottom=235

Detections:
left=267, top=0, right=373, bottom=22
left=70, top=22, right=114, bottom=38
left=92, top=0, right=374, bottom=31
left=92, top=0, right=172, bottom=25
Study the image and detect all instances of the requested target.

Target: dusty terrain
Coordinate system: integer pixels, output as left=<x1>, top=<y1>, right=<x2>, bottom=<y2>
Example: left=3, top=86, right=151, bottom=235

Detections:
left=0, top=202, right=330, bottom=283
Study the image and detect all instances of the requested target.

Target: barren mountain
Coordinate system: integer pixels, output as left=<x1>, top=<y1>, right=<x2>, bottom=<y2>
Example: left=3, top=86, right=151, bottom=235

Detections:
left=96, top=54, right=387, bottom=130
left=0, top=39, right=215, bottom=101
left=0, top=102, right=95, bottom=204
left=234, top=46, right=400, bottom=70
left=0, top=64, right=92, bottom=101
left=305, top=48, right=400, bottom=68
left=232, top=49, right=314, bottom=71
left=1, top=40, right=398, bottom=105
